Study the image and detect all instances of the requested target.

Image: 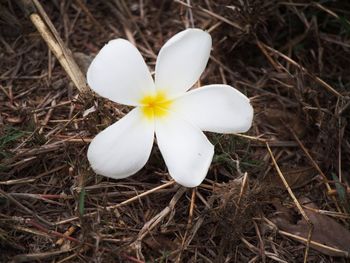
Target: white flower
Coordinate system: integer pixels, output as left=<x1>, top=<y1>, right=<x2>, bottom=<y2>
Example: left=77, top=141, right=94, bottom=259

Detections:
left=86, top=28, right=253, bottom=188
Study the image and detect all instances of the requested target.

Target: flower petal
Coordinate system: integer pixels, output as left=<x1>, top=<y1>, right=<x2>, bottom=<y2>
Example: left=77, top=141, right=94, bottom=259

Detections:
left=87, top=108, right=154, bottom=179
left=87, top=39, right=155, bottom=106
left=155, top=29, right=212, bottom=98
left=155, top=112, right=214, bottom=187
left=172, top=85, right=253, bottom=133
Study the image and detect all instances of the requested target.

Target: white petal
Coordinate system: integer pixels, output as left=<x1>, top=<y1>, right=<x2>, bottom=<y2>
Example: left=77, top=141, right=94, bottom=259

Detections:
left=87, top=39, right=155, bottom=106
left=155, top=29, right=212, bottom=98
left=155, top=113, right=214, bottom=187
left=87, top=108, right=154, bottom=179
left=172, top=85, right=253, bottom=133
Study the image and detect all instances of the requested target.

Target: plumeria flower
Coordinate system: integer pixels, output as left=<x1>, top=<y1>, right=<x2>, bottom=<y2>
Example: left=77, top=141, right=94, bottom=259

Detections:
left=87, top=29, right=253, bottom=187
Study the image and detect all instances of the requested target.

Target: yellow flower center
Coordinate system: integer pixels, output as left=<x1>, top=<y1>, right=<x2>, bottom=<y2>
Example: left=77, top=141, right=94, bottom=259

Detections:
left=139, top=91, right=172, bottom=120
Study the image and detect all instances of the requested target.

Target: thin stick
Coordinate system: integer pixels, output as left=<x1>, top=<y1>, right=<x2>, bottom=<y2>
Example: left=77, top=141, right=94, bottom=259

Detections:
left=0, top=188, right=53, bottom=226
left=261, top=42, right=342, bottom=97
left=133, top=187, right=187, bottom=260
left=288, top=126, right=343, bottom=214
left=186, top=0, right=194, bottom=28
left=176, top=188, right=197, bottom=262
left=56, top=226, right=77, bottom=246
left=288, top=127, right=329, bottom=183
left=237, top=172, right=249, bottom=206
left=266, top=142, right=313, bottom=263
left=174, top=0, right=244, bottom=31
left=12, top=249, right=74, bottom=263
left=74, top=0, right=107, bottom=34
left=188, top=188, right=196, bottom=225
left=54, top=181, right=175, bottom=225
left=301, top=205, right=350, bottom=219
left=29, top=13, right=87, bottom=93
left=278, top=229, right=349, bottom=257
left=18, top=0, right=88, bottom=93
left=25, top=219, right=144, bottom=263
left=232, top=133, right=267, bottom=143
left=256, top=40, right=284, bottom=73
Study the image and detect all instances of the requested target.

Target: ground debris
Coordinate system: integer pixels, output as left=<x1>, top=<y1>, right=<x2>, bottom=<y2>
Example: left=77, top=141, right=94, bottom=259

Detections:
left=271, top=197, right=350, bottom=258
left=1, top=0, right=350, bottom=262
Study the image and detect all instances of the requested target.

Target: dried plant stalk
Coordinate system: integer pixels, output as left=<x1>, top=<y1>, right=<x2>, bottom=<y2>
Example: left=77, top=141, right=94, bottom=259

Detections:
left=266, top=142, right=314, bottom=263
left=18, top=0, right=88, bottom=93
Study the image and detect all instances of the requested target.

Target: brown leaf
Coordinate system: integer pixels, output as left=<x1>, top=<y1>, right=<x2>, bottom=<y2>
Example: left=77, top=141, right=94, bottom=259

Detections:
left=267, top=166, right=316, bottom=189
left=271, top=197, right=350, bottom=257
left=262, top=106, right=306, bottom=139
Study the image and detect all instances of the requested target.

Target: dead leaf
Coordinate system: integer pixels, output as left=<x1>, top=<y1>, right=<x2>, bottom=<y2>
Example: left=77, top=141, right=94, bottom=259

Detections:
left=271, top=197, right=350, bottom=257
left=267, top=166, right=316, bottom=189
left=262, top=107, right=306, bottom=139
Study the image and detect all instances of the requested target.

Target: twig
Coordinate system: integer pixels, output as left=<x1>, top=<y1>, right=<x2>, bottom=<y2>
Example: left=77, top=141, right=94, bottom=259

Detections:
left=133, top=187, right=187, bottom=260
left=301, top=205, right=350, bottom=219
left=54, top=180, right=176, bottom=225
left=176, top=188, right=197, bottom=262
left=232, top=133, right=267, bottom=143
left=259, top=41, right=342, bottom=97
left=237, top=172, right=249, bottom=206
left=25, top=219, right=143, bottom=262
left=56, top=226, right=77, bottom=246
left=174, top=0, right=244, bottom=31
left=17, top=0, right=88, bottom=93
left=266, top=142, right=313, bottom=263
left=241, top=237, right=288, bottom=263
left=74, top=0, right=107, bottom=34
left=0, top=188, right=53, bottom=226
left=12, top=249, right=74, bottom=263
left=279, top=229, right=349, bottom=257
left=288, top=126, right=343, bottom=214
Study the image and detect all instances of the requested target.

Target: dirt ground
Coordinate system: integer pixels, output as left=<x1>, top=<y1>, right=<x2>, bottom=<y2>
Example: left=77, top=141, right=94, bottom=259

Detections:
left=1, top=0, right=350, bottom=262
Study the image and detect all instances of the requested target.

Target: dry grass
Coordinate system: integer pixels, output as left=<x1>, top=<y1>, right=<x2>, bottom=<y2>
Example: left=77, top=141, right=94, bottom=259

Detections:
left=1, top=0, right=350, bottom=262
